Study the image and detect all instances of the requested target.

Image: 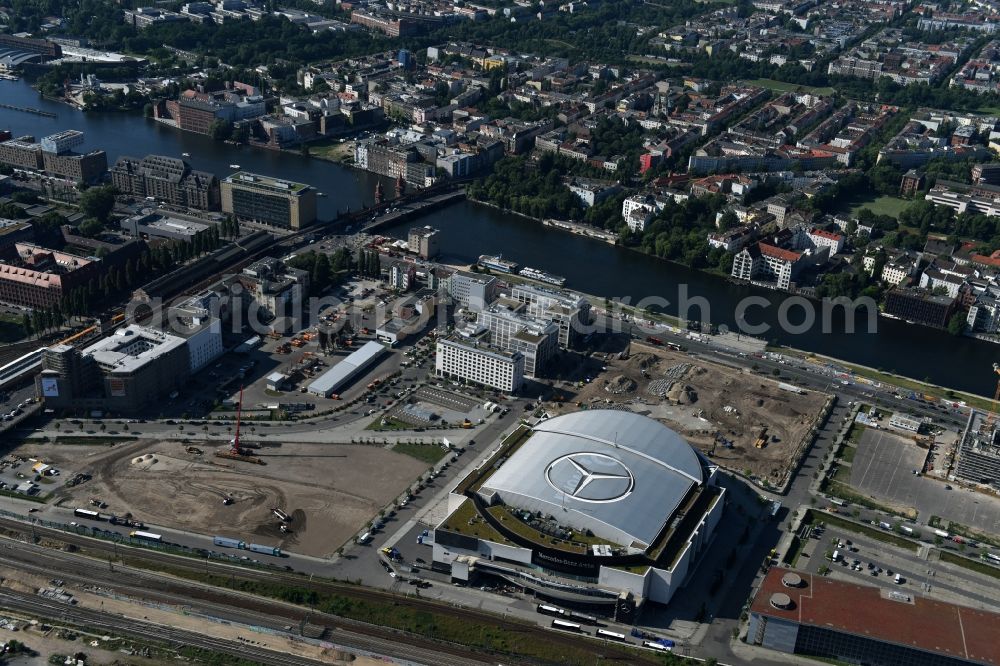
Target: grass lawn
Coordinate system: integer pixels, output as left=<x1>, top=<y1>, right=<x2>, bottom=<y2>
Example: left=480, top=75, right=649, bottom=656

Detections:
left=391, top=441, right=449, bottom=464
left=939, top=551, right=1000, bottom=580
left=840, top=444, right=857, bottom=463
left=744, top=78, right=835, bottom=96
left=834, top=192, right=911, bottom=219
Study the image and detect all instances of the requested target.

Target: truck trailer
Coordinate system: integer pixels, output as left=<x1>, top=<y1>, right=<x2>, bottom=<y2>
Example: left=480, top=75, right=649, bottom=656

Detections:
left=247, top=543, right=281, bottom=556
left=213, top=536, right=246, bottom=550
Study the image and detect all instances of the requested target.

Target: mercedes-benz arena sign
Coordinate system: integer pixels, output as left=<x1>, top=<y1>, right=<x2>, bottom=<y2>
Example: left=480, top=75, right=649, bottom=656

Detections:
left=545, top=452, right=635, bottom=503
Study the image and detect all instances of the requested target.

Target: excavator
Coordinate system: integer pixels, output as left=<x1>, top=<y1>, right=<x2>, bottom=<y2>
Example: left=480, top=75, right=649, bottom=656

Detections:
left=214, top=386, right=265, bottom=465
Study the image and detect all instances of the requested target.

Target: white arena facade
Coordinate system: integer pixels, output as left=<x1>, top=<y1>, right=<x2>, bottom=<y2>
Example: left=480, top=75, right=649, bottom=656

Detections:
left=433, top=410, right=725, bottom=611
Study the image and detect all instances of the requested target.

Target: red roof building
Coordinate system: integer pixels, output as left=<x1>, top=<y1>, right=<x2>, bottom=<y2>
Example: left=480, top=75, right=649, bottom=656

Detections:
left=749, top=568, right=1000, bottom=666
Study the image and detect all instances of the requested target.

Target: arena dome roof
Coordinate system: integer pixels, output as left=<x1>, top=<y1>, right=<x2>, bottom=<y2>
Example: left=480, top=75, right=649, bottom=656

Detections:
left=477, top=410, right=707, bottom=549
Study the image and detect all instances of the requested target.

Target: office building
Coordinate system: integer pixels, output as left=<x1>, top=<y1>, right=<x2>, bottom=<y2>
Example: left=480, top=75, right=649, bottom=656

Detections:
left=407, top=226, right=440, bottom=259
left=0, top=131, right=106, bottom=185
left=435, top=336, right=524, bottom=392
left=0, top=243, right=100, bottom=308
left=120, top=212, right=214, bottom=243
left=749, top=568, right=1000, bottom=666
left=434, top=411, right=724, bottom=609
left=111, top=154, right=220, bottom=210
left=883, top=287, right=956, bottom=328
left=221, top=172, right=317, bottom=230
left=37, top=326, right=189, bottom=413
left=447, top=271, right=497, bottom=310
left=168, top=294, right=224, bottom=373
left=509, top=284, right=591, bottom=349
left=479, top=302, right=558, bottom=377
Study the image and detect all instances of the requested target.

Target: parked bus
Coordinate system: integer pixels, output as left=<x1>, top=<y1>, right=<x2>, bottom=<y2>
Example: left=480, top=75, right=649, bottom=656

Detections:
left=73, top=508, right=102, bottom=521
left=642, top=640, right=673, bottom=652
left=596, top=629, right=626, bottom=641
left=130, top=530, right=162, bottom=542
left=537, top=604, right=565, bottom=617
left=551, top=619, right=582, bottom=633
left=568, top=610, right=598, bottom=625
left=986, top=552, right=1000, bottom=565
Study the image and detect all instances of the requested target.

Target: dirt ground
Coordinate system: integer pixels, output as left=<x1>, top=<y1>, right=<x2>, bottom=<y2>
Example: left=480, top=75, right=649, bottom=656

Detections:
left=0, top=566, right=375, bottom=665
left=20, top=439, right=427, bottom=557
left=549, top=342, right=828, bottom=485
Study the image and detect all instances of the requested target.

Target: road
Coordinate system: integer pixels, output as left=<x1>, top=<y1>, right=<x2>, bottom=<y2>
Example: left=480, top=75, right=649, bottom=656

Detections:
left=0, top=302, right=989, bottom=666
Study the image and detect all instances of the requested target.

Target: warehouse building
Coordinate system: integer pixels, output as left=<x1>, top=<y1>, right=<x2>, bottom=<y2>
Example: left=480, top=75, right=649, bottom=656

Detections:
left=749, top=569, right=1000, bottom=666
left=111, top=154, right=220, bottom=211
left=434, top=411, right=724, bottom=610
left=307, top=340, right=386, bottom=398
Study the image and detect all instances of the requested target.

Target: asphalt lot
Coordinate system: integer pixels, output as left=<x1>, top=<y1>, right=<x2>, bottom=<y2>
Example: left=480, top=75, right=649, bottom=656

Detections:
left=851, top=428, right=1000, bottom=533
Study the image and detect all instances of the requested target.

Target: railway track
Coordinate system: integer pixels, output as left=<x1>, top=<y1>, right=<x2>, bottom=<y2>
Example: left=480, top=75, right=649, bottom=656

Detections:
left=0, top=590, right=327, bottom=666
left=0, top=532, right=488, bottom=666
left=0, top=518, right=651, bottom=665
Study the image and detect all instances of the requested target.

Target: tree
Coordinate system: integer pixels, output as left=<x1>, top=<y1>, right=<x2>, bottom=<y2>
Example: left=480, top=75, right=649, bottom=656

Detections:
left=947, top=311, right=967, bottom=336
left=209, top=119, right=233, bottom=141
left=78, top=185, right=116, bottom=223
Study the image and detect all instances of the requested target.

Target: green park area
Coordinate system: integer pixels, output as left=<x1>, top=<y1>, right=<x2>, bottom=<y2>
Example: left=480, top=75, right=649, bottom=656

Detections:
left=744, top=78, right=835, bottom=96
left=835, top=192, right=911, bottom=220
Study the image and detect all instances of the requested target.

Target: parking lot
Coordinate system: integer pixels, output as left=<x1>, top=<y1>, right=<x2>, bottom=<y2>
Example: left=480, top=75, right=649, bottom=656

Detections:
left=851, top=429, right=1000, bottom=533
left=0, top=453, right=74, bottom=498
left=799, top=525, right=1000, bottom=612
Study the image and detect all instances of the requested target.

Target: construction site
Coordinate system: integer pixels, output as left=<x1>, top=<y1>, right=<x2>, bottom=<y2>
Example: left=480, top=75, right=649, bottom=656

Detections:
left=549, top=341, right=828, bottom=486
left=21, top=433, right=427, bottom=558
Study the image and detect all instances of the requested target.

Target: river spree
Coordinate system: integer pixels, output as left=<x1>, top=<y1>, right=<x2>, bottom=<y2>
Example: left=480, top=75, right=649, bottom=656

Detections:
left=0, top=79, right=392, bottom=219
left=1, top=79, right=996, bottom=396
left=389, top=202, right=999, bottom=397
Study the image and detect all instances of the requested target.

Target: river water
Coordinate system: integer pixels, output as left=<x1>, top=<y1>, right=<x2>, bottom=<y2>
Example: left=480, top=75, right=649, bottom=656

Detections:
left=1, top=79, right=996, bottom=395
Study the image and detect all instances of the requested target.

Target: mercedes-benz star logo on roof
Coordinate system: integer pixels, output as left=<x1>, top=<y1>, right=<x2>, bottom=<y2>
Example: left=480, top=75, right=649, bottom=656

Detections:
left=545, top=452, right=634, bottom=503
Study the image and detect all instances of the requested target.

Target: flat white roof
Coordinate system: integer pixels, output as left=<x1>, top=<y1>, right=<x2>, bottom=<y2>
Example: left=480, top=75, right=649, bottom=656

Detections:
left=307, top=341, right=385, bottom=396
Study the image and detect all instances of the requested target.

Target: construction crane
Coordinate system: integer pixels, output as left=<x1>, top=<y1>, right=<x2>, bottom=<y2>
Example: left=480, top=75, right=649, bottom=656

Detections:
left=215, top=386, right=264, bottom=465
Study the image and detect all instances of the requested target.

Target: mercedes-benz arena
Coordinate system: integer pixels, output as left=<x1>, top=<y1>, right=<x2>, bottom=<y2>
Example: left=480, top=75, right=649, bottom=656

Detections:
left=433, top=410, right=725, bottom=609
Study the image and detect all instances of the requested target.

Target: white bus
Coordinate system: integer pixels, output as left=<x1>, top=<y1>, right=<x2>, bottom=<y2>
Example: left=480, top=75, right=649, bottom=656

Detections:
left=596, top=629, right=626, bottom=641
left=642, top=640, right=673, bottom=652
left=986, top=552, right=1000, bottom=565
left=551, top=619, right=582, bottom=633
left=537, top=604, right=565, bottom=617
left=73, top=508, right=102, bottom=521
left=130, top=530, right=163, bottom=542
